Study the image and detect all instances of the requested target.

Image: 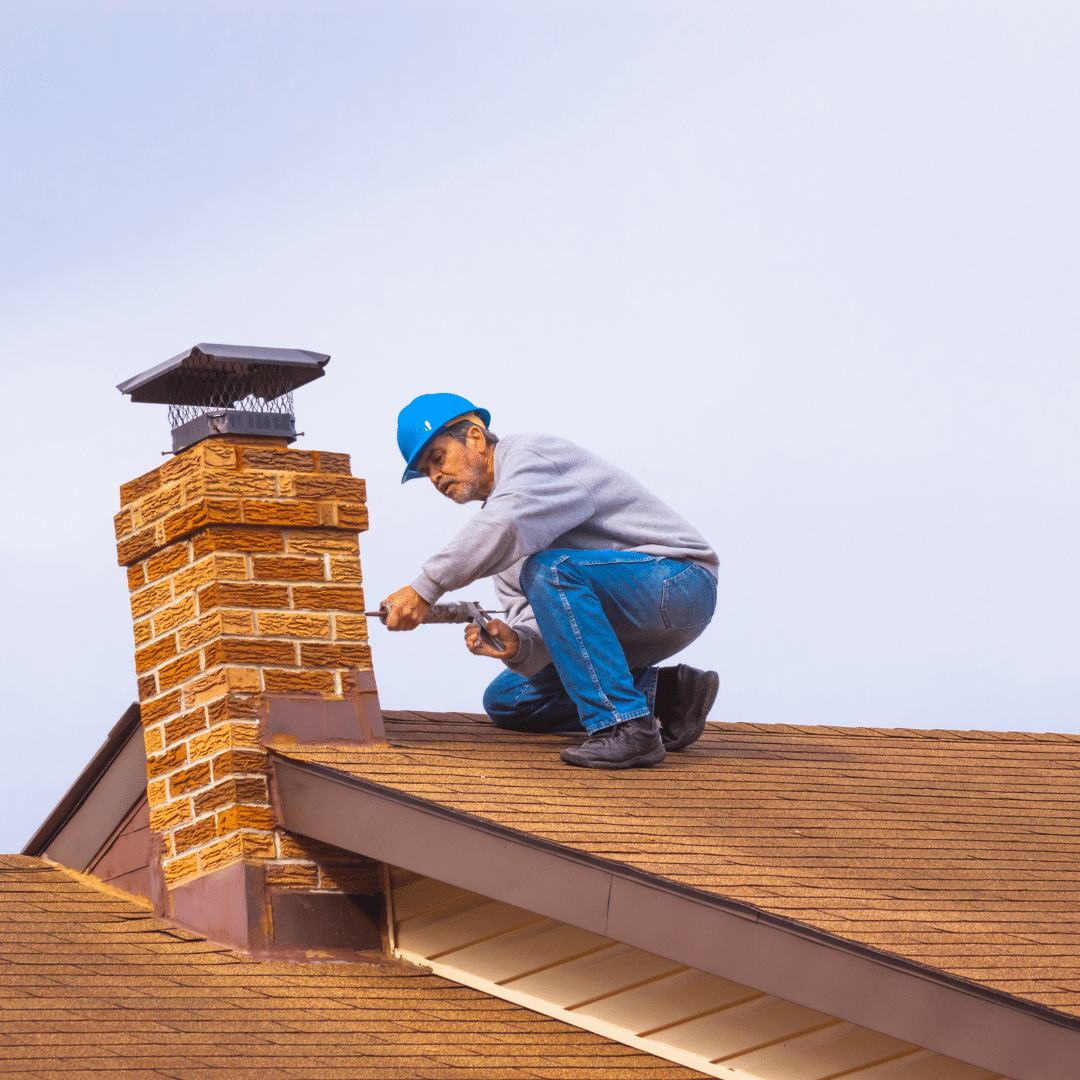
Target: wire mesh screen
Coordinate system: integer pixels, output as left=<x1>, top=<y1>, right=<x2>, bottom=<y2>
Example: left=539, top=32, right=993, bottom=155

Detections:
left=166, top=357, right=296, bottom=430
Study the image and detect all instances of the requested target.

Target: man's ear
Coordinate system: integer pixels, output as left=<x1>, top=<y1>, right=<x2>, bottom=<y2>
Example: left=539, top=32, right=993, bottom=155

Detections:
left=466, top=424, right=488, bottom=452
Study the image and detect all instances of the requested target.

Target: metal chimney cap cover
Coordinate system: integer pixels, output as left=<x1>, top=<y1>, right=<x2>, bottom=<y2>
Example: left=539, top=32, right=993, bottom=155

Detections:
left=117, top=343, right=330, bottom=405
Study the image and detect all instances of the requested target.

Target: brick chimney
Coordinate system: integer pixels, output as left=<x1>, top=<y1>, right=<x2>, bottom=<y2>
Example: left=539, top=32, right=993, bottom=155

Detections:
left=113, top=346, right=387, bottom=959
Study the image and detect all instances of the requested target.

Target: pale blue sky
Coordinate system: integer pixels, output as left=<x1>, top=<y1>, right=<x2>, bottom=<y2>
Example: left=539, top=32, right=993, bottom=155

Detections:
left=3, top=1, right=1079, bottom=849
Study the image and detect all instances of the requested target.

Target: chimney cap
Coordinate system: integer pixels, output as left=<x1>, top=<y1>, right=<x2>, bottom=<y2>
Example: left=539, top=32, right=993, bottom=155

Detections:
left=117, top=343, right=329, bottom=406
left=119, top=343, right=331, bottom=453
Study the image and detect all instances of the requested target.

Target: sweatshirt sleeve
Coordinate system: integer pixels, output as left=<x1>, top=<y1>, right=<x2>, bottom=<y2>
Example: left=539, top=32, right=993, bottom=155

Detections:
left=410, top=445, right=596, bottom=604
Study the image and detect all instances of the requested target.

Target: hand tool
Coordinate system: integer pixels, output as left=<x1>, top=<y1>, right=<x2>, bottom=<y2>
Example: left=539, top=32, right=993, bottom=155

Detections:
left=365, top=601, right=508, bottom=653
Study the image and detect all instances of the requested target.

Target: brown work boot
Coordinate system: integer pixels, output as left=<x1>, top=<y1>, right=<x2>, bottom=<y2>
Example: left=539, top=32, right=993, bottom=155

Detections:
left=560, top=715, right=666, bottom=769
left=656, top=664, right=719, bottom=750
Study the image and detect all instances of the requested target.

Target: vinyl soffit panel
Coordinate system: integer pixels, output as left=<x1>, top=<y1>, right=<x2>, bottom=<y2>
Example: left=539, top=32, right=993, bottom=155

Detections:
left=389, top=870, right=1008, bottom=1080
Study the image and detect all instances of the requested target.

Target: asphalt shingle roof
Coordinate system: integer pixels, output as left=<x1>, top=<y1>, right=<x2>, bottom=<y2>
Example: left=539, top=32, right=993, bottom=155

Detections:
left=280, top=712, right=1080, bottom=1020
left=0, top=855, right=702, bottom=1078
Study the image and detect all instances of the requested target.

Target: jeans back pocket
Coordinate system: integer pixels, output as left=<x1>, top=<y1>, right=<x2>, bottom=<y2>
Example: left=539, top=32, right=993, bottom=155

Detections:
left=660, top=564, right=716, bottom=631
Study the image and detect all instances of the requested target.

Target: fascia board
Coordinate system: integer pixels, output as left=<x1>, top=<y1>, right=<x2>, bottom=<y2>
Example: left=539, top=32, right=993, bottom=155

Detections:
left=271, top=751, right=1080, bottom=1080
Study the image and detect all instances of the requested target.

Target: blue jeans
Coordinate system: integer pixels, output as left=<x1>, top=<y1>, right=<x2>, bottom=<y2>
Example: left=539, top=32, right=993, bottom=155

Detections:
left=483, top=550, right=716, bottom=734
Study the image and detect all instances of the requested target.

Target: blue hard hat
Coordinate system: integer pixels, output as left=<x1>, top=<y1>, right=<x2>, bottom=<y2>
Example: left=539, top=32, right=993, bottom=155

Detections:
left=397, top=393, right=491, bottom=483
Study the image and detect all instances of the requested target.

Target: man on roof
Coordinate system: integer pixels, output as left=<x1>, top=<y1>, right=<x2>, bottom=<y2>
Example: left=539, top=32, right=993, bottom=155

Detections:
left=381, top=393, right=720, bottom=770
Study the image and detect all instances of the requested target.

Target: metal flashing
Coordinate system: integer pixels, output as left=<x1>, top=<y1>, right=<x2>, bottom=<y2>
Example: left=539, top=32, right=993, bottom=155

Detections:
left=259, top=671, right=386, bottom=748
left=270, top=751, right=1080, bottom=1080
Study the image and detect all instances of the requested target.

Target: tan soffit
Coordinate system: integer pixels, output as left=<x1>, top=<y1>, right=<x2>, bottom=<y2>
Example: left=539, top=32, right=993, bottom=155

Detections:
left=389, top=867, right=1009, bottom=1080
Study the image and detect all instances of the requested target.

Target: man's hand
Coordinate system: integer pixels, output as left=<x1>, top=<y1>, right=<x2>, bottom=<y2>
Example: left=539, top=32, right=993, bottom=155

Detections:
left=381, top=586, right=431, bottom=631
left=464, top=618, right=520, bottom=660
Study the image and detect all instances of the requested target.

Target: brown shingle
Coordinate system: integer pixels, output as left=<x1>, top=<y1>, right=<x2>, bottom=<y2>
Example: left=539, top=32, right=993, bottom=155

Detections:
left=280, top=712, right=1080, bottom=1021
left=0, top=856, right=700, bottom=1078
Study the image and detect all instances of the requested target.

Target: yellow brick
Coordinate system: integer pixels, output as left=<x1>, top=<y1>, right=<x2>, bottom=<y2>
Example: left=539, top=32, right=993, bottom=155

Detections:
left=149, top=798, right=193, bottom=832
left=180, top=668, right=229, bottom=708
left=336, top=503, right=369, bottom=531
left=187, top=721, right=261, bottom=763
left=171, top=557, right=218, bottom=596
left=168, top=761, right=212, bottom=799
left=174, top=815, right=218, bottom=854
left=120, top=467, right=164, bottom=508
left=162, top=851, right=199, bottom=888
left=126, top=563, right=146, bottom=590
left=240, top=447, right=314, bottom=472
left=147, top=778, right=168, bottom=807
left=206, top=694, right=259, bottom=726
left=289, top=474, right=367, bottom=501
left=140, top=689, right=182, bottom=724
left=198, top=831, right=275, bottom=875
left=217, top=804, right=276, bottom=834
left=115, top=508, right=134, bottom=540
left=255, top=611, right=330, bottom=638
left=164, top=707, right=208, bottom=746
left=264, top=862, right=319, bottom=888
left=292, top=584, right=365, bottom=612
left=182, top=666, right=260, bottom=709
left=199, top=442, right=237, bottom=469
left=152, top=595, right=197, bottom=636
left=197, top=834, right=241, bottom=874
left=276, top=833, right=350, bottom=861
left=240, top=500, right=318, bottom=528
left=333, top=614, right=369, bottom=641
left=285, top=529, right=360, bottom=555
left=158, top=650, right=203, bottom=691
left=143, top=725, right=164, bottom=755
left=318, top=861, right=383, bottom=893
left=239, top=832, right=277, bottom=858
left=177, top=611, right=223, bottom=652
left=130, top=580, right=172, bottom=620
left=177, top=606, right=253, bottom=652
left=199, top=471, right=278, bottom=498
left=221, top=609, right=256, bottom=634
left=133, top=618, right=153, bottom=647
left=263, top=669, right=335, bottom=694
left=160, top=450, right=202, bottom=487
left=138, top=482, right=184, bottom=525
left=251, top=555, right=326, bottom=582
left=328, top=557, right=361, bottom=583
left=134, top=635, right=177, bottom=674
left=116, top=525, right=158, bottom=567
left=147, top=742, right=188, bottom=779
left=216, top=554, right=249, bottom=579
left=145, top=542, right=190, bottom=584
left=314, top=451, right=351, bottom=474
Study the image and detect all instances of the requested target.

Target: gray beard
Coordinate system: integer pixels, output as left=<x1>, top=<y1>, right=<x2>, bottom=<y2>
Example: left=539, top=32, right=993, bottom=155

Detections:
left=447, top=479, right=483, bottom=504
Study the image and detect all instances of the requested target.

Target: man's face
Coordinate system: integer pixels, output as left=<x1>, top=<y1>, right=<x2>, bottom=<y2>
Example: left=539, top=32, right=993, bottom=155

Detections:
left=417, top=427, right=492, bottom=504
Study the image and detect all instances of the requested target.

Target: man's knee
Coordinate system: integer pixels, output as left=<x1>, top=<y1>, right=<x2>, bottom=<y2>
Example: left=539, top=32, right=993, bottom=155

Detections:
left=483, top=670, right=521, bottom=728
left=520, top=549, right=572, bottom=599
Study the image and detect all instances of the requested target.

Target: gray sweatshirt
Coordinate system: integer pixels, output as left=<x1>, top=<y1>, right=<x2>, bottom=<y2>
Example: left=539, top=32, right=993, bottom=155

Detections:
left=410, top=432, right=718, bottom=676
